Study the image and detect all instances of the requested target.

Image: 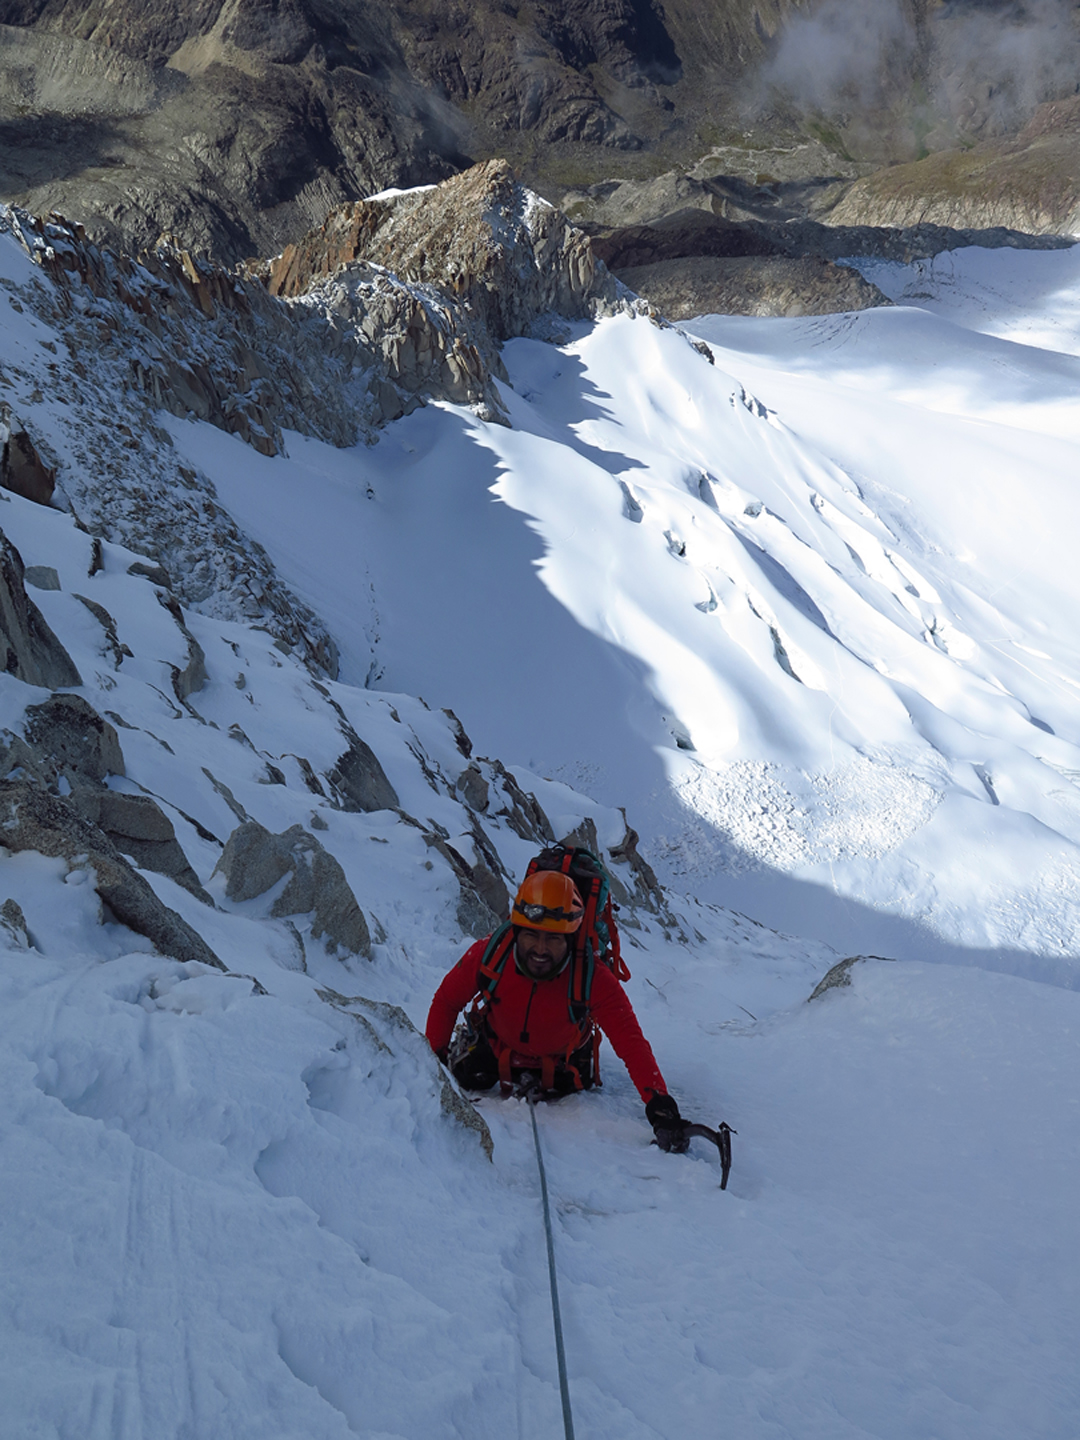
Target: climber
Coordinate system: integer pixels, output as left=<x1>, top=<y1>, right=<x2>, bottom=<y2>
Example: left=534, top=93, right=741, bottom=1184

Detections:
left=425, top=864, right=689, bottom=1151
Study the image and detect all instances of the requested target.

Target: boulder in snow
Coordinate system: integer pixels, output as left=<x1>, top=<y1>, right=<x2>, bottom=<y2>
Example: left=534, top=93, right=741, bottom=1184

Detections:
left=0, top=780, right=223, bottom=968
left=1, top=424, right=55, bottom=507
left=0, top=528, right=82, bottom=689
left=326, top=726, right=399, bottom=814
left=0, top=898, right=31, bottom=949
left=214, top=820, right=372, bottom=959
left=808, top=955, right=895, bottom=1001
left=23, top=566, right=60, bottom=591
left=22, top=693, right=126, bottom=785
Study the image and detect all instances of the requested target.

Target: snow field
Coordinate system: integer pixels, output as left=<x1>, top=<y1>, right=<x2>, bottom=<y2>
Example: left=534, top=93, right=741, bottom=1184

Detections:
left=172, top=277, right=1080, bottom=971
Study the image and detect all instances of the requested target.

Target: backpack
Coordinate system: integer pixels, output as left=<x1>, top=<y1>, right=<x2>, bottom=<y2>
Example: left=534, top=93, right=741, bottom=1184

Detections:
left=474, top=843, right=631, bottom=1034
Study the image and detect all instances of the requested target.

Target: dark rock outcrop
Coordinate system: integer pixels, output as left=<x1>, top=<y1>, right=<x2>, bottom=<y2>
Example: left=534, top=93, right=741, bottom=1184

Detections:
left=17, top=693, right=210, bottom=900
left=0, top=779, right=223, bottom=968
left=23, top=693, right=126, bottom=783
left=214, top=819, right=372, bottom=958
left=1, top=424, right=56, bottom=506
left=71, top=788, right=212, bottom=903
left=617, top=255, right=890, bottom=321
left=0, top=526, right=82, bottom=689
left=263, top=161, right=630, bottom=342
left=325, top=726, right=400, bottom=815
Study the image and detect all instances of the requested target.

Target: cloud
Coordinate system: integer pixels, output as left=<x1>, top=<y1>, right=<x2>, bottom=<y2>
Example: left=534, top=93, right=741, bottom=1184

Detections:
left=756, top=0, right=1080, bottom=138
left=935, top=0, right=1080, bottom=133
left=759, top=0, right=917, bottom=115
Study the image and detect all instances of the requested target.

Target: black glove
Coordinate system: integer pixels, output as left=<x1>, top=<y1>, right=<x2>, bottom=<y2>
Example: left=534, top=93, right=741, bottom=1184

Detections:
left=646, top=1094, right=689, bottom=1154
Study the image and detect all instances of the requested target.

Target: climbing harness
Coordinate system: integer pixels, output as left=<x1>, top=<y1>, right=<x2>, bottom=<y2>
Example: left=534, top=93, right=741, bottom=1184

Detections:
left=524, top=1081, right=577, bottom=1440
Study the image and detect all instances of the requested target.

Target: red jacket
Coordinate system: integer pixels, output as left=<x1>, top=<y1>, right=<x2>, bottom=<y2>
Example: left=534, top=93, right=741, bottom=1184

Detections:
left=426, top=935, right=668, bottom=1103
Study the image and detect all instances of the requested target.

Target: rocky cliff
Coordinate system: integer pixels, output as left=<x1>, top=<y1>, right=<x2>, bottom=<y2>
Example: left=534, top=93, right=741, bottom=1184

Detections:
left=0, top=162, right=648, bottom=659
left=826, top=96, right=1080, bottom=236
left=4, top=1, right=1079, bottom=265
left=260, top=159, right=629, bottom=340
left=0, top=0, right=776, bottom=262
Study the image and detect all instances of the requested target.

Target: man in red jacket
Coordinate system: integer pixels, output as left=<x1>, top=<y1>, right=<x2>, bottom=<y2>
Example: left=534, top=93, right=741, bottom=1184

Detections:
left=425, top=869, right=689, bottom=1149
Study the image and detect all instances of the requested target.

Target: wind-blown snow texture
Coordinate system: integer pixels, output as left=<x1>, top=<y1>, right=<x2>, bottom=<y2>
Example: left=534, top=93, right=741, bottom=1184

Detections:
left=1, top=214, right=1078, bottom=1438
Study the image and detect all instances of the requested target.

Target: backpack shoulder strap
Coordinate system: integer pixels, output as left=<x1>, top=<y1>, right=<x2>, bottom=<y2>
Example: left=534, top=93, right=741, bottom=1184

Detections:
left=475, top=920, right=515, bottom=1007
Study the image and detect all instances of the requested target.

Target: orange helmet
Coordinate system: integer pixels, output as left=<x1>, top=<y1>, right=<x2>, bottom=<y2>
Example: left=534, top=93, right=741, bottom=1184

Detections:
left=511, top=871, right=584, bottom=933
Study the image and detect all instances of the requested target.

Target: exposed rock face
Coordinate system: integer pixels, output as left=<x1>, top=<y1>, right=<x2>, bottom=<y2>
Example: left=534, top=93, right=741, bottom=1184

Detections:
left=578, top=172, right=1079, bottom=262
left=827, top=98, right=1080, bottom=236
left=214, top=819, right=372, bottom=958
left=16, top=693, right=210, bottom=900
left=0, top=0, right=762, bottom=264
left=22, top=693, right=126, bottom=784
left=0, top=779, right=223, bottom=968
left=588, top=207, right=782, bottom=267
left=581, top=180, right=1072, bottom=319
left=8, top=184, right=523, bottom=453
left=264, top=161, right=630, bottom=343
left=72, top=789, right=211, bottom=902
left=0, top=526, right=83, bottom=688
left=325, top=726, right=400, bottom=815
left=0, top=3, right=469, bottom=263
left=3, top=0, right=1080, bottom=266
left=586, top=203, right=890, bottom=317
left=1, top=208, right=345, bottom=673
left=1, top=423, right=55, bottom=505
left=293, top=264, right=505, bottom=422
left=617, top=255, right=890, bottom=321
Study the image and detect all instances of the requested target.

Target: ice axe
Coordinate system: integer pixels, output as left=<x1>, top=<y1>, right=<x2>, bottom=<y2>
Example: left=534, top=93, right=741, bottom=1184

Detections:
left=678, top=1121, right=736, bottom=1189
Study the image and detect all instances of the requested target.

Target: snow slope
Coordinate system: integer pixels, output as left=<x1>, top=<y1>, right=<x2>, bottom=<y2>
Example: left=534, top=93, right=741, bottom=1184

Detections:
left=1, top=217, right=1078, bottom=1439
left=168, top=249, right=1080, bottom=980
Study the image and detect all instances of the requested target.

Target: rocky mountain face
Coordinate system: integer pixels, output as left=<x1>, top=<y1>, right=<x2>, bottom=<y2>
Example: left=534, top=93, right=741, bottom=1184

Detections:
left=0, top=158, right=690, bottom=989
left=4, top=0, right=1080, bottom=271
left=0, top=0, right=775, bottom=263
left=0, top=163, right=647, bottom=667
left=827, top=95, right=1080, bottom=235
left=259, top=159, right=628, bottom=340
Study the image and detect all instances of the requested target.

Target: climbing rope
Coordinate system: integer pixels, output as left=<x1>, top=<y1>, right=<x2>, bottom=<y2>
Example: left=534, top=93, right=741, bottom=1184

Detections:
left=528, top=1094, right=577, bottom=1440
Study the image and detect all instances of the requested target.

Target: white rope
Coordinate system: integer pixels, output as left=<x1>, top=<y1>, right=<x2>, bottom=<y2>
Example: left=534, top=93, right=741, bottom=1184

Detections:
left=528, top=1096, right=576, bottom=1440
